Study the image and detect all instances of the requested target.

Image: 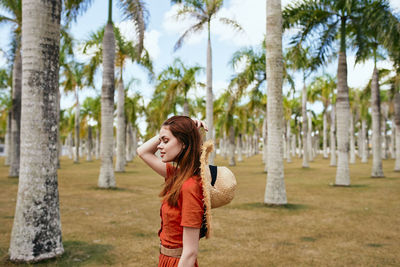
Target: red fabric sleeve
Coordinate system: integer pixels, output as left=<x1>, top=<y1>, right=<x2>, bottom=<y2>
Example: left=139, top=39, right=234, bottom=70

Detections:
left=180, top=179, right=204, bottom=228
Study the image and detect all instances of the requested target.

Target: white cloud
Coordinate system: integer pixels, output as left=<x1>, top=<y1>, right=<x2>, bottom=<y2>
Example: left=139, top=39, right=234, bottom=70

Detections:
left=117, top=21, right=161, bottom=60
left=162, top=0, right=299, bottom=48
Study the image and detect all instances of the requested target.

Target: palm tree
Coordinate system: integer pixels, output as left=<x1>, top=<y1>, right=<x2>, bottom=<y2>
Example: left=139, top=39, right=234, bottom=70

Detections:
left=171, top=0, right=242, bottom=163
left=283, top=0, right=390, bottom=186
left=9, top=0, right=63, bottom=262
left=0, top=0, right=22, bottom=177
left=60, top=61, right=87, bottom=163
left=308, top=74, right=335, bottom=159
left=114, top=27, right=153, bottom=172
left=263, top=0, right=287, bottom=205
left=125, top=91, right=143, bottom=162
left=81, top=95, right=101, bottom=159
left=98, top=0, right=147, bottom=188
left=0, top=67, right=12, bottom=166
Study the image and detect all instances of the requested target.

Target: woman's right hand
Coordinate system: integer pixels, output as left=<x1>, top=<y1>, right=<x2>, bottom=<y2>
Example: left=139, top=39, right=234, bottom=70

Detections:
left=192, top=119, right=208, bottom=132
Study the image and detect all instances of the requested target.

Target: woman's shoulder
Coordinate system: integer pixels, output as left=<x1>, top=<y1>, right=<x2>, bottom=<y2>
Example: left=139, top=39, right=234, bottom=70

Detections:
left=182, top=175, right=202, bottom=193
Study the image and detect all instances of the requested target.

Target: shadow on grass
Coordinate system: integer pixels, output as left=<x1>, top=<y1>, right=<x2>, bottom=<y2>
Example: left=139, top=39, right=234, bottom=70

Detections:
left=231, top=202, right=308, bottom=211
left=88, top=186, right=138, bottom=193
left=366, top=243, right=384, bottom=248
left=329, top=184, right=369, bottom=188
left=1, top=240, right=113, bottom=266
left=0, top=179, right=18, bottom=186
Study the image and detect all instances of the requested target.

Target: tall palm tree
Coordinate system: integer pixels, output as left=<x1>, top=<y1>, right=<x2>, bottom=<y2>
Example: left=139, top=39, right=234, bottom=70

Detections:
left=0, top=67, right=12, bottom=166
left=114, top=27, right=153, bottom=172
left=60, top=61, right=87, bottom=163
left=171, top=0, right=242, bottom=163
left=9, top=0, right=93, bottom=262
left=283, top=0, right=388, bottom=186
left=98, top=0, right=147, bottom=188
left=285, top=45, right=314, bottom=168
left=9, top=0, right=63, bottom=262
left=308, top=74, right=335, bottom=159
left=264, top=0, right=287, bottom=205
left=0, top=0, right=22, bottom=177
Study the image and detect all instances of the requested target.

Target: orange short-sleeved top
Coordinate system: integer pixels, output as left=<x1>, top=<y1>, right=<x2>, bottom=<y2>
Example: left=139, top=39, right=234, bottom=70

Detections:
left=158, top=163, right=204, bottom=248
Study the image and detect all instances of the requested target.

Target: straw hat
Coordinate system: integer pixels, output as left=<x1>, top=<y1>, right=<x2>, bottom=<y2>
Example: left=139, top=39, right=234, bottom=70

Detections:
left=200, top=140, right=237, bottom=238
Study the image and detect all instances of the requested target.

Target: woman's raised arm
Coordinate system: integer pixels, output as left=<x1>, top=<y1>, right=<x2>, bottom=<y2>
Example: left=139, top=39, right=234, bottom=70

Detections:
left=136, top=135, right=167, bottom=178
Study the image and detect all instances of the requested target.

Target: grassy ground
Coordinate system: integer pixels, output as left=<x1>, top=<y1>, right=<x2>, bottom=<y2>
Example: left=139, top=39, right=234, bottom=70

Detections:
left=0, top=154, right=399, bottom=266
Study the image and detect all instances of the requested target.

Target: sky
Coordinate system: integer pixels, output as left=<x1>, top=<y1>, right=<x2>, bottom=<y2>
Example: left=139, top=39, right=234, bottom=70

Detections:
left=1, top=0, right=400, bottom=128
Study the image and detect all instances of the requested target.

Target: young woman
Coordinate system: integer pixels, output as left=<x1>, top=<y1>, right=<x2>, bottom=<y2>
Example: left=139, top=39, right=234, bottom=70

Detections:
left=137, top=116, right=208, bottom=267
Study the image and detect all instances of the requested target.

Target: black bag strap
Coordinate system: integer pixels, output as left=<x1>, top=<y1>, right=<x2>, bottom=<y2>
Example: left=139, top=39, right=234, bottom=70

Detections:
left=209, top=165, right=217, bottom=186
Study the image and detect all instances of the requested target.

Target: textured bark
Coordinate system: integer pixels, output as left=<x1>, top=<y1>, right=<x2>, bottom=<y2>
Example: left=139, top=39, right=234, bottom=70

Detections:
left=73, top=89, right=80, bottom=163
left=323, top=111, right=328, bottom=158
left=394, top=90, right=400, bottom=171
left=206, top=29, right=214, bottom=164
left=286, top=119, right=291, bottom=163
left=86, top=126, right=93, bottom=161
left=297, top=132, right=301, bottom=158
left=370, top=67, right=384, bottom=177
left=361, top=119, right=368, bottom=163
left=115, top=81, right=126, bottom=172
left=381, top=104, right=388, bottom=159
left=228, top=126, right=236, bottom=166
left=335, top=51, right=350, bottom=185
left=9, top=0, right=63, bottom=261
left=302, top=83, right=309, bottom=167
left=132, top=127, right=138, bottom=158
left=98, top=22, right=116, bottom=188
left=4, top=112, right=11, bottom=166
left=9, top=49, right=22, bottom=177
left=349, top=114, right=356, bottom=164
left=264, top=0, right=287, bottom=205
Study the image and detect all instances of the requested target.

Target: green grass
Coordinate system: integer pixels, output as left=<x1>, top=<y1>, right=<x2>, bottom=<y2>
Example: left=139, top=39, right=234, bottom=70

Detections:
left=0, top=154, right=399, bottom=266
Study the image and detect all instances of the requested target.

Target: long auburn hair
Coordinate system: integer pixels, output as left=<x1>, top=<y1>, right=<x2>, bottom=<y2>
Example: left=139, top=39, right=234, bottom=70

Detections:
left=159, top=116, right=202, bottom=207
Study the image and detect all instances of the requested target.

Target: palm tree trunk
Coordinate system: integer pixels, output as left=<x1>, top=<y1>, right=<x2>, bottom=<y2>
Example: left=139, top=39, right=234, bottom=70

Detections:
left=262, top=116, right=267, bottom=164
left=183, top=99, right=189, bottom=116
left=228, top=125, right=236, bottom=166
left=393, top=90, right=400, bottom=171
left=307, top=112, right=313, bottom=161
left=382, top=104, right=388, bottom=159
left=323, top=111, right=328, bottom=158
left=335, top=48, right=351, bottom=185
left=116, top=80, right=126, bottom=172
left=302, top=83, right=309, bottom=167
left=87, top=126, right=93, bottom=161
left=9, top=48, right=22, bottom=177
left=237, top=134, right=243, bottom=162
left=264, top=0, right=287, bottom=205
left=349, top=113, right=356, bottom=164
left=9, top=0, right=63, bottom=261
left=390, top=118, right=395, bottom=159
left=286, top=119, right=291, bottom=163
left=206, top=25, right=214, bottom=164
left=361, top=119, right=368, bottom=163
left=132, top=126, right=137, bottom=158
left=330, top=105, right=337, bottom=166
left=74, top=88, right=80, bottom=163
left=126, top=122, right=133, bottom=162
left=371, top=67, right=384, bottom=177
left=297, top=131, right=301, bottom=158
left=98, top=21, right=116, bottom=188
left=4, top=112, right=11, bottom=166
left=291, top=134, right=296, bottom=158
left=67, top=132, right=73, bottom=159
left=95, top=128, right=100, bottom=160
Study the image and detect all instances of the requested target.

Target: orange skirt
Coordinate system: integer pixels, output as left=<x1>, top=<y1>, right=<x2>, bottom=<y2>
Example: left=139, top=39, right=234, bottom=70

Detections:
left=158, top=254, right=199, bottom=267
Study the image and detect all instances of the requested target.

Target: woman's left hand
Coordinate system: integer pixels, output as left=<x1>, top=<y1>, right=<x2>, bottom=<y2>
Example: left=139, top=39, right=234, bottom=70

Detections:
left=192, top=119, right=208, bottom=132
